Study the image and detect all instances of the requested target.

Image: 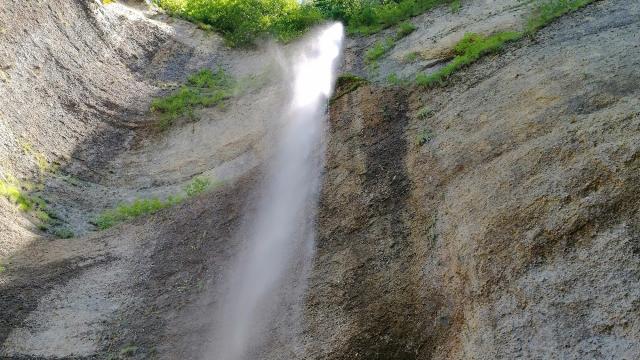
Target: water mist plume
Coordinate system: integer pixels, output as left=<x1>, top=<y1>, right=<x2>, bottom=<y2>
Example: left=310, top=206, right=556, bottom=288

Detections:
left=207, top=23, right=344, bottom=360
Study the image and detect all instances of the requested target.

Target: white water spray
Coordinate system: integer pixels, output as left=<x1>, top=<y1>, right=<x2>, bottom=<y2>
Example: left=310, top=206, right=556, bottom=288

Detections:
left=208, top=23, right=344, bottom=360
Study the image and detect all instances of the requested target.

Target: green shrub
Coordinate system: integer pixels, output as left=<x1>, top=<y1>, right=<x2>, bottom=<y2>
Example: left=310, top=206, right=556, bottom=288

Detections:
left=347, top=0, right=453, bottom=35
left=151, top=68, right=234, bottom=130
left=416, top=31, right=521, bottom=87
left=154, top=0, right=323, bottom=46
left=95, top=198, right=174, bottom=230
left=387, top=73, right=409, bottom=86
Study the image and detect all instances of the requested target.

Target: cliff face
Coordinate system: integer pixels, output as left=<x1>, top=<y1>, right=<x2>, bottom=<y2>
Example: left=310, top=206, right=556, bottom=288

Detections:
left=305, top=0, right=640, bottom=358
left=2, top=0, right=640, bottom=359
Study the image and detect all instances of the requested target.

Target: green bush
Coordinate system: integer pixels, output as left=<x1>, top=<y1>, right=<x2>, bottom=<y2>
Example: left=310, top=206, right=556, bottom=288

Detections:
left=331, top=73, right=368, bottom=103
left=154, top=0, right=323, bottom=46
left=156, top=0, right=455, bottom=43
left=346, top=0, right=453, bottom=35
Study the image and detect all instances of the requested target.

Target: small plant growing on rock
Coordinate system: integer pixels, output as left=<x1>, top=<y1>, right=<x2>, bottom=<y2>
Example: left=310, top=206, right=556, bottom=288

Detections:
left=396, top=22, right=417, bottom=39
left=95, top=176, right=220, bottom=230
left=416, top=106, right=434, bottom=119
left=53, top=227, right=75, bottom=239
left=526, top=0, right=595, bottom=34
left=151, top=68, right=235, bottom=130
left=184, top=176, right=213, bottom=197
left=416, top=31, right=521, bottom=87
left=450, top=0, right=462, bottom=13
left=416, top=128, right=434, bottom=146
left=365, top=37, right=395, bottom=64
left=403, top=51, right=421, bottom=63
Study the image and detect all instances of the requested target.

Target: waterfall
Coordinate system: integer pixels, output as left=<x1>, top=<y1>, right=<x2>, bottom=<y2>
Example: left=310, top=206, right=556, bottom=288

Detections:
left=208, top=23, right=344, bottom=360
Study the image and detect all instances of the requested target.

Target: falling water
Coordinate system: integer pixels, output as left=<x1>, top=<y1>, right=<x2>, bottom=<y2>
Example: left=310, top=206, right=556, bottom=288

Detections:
left=208, top=23, right=344, bottom=360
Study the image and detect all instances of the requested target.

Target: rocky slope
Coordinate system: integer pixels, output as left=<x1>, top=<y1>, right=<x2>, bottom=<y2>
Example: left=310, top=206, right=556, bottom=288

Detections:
left=1, top=0, right=640, bottom=359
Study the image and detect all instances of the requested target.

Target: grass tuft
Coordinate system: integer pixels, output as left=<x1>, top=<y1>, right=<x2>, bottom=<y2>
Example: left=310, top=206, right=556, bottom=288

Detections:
left=396, top=22, right=417, bottom=39
left=53, top=227, right=75, bottom=239
left=450, top=0, right=461, bottom=13
left=416, top=31, right=521, bottom=87
left=95, top=176, right=219, bottom=230
left=151, top=68, right=234, bottom=130
left=416, top=106, right=434, bottom=119
left=184, top=176, right=213, bottom=197
left=365, top=37, right=395, bottom=64
left=415, top=0, right=595, bottom=87
left=526, top=0, right=595, bottom=33
left=347, top=0, right=454, bottom=35
left=416, top=128, right=434, bottom=146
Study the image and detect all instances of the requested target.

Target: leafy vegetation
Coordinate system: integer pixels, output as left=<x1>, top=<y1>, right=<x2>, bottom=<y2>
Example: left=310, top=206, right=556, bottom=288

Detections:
left=95, top=176, right=218, bottom=230
left=416, top=0, right=595, bottom=87
left=53, top=227, right=75, bottom=239
left=396, top=21, right=417, bottom=38
left=0, top=177, right=35, bottom=212
left=404, top=51, right=421, bottom=63
left=365, top=37, right=395, bottom=64
left=416, top=128, right=434, bottom=146
left=153, top=0, right=323, bottom=46
left=450, top=0, right=461, bottom=13
left=416, top=105, right=433, bottom=119
left=151, top=68, right=234, bottom=130
left=155, top=0, right=458, bottom=45
left=387, top=73, right=409, bottom=86
left=342, top=0, right=454, bottom=35
left=526, top=0, right=595, bottom=33
left=0, top=175, right=72, bottom=237
left=416, top=31, right=521, bottom=87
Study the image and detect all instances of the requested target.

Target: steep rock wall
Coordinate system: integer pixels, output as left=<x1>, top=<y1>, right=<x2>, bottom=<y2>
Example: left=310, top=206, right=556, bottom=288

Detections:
left=304, top=0, right=640, bottom=358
